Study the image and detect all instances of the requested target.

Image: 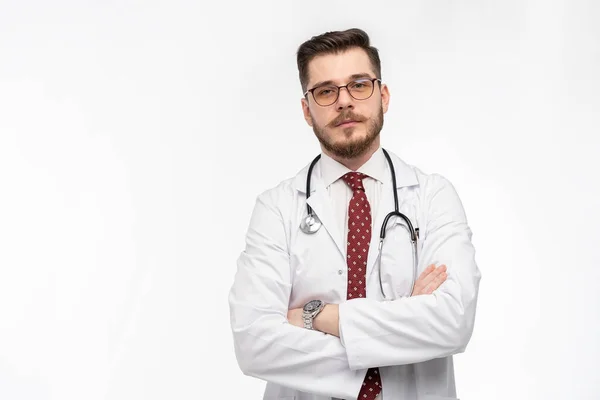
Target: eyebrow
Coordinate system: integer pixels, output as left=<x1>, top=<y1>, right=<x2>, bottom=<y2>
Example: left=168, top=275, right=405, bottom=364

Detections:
left=310, top=73, right=374, bottom=90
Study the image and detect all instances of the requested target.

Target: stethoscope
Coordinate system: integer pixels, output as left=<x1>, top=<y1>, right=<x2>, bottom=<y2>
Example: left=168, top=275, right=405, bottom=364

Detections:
left=300, top=148, right=420, bottom=299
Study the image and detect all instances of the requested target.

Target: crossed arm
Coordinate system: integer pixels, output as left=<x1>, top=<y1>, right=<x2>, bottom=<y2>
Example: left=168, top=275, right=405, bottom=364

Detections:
left=286, top=263, right=449, bottom=337
left=228, top=174, right=481, bottom=398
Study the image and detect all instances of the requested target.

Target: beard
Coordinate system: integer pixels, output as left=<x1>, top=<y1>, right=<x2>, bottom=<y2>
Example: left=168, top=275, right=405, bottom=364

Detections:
left=312, top=107, right=384, bottom=159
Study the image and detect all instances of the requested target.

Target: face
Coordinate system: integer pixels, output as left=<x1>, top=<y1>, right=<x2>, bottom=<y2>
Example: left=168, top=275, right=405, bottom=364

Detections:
left=301, top=47, right=390, bottom=160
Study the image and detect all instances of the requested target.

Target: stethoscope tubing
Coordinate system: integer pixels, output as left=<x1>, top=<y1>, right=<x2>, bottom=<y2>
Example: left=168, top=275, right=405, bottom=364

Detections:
left=302, top=148, right=419, bottom=299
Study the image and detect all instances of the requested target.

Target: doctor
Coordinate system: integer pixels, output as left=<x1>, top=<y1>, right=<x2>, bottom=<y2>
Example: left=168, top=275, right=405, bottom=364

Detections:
left=228, top=28, right=481, bottom=400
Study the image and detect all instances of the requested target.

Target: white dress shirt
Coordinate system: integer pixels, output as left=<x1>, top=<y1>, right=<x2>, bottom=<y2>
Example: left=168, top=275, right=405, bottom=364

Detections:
left=319, top=146, right=387, bottom=247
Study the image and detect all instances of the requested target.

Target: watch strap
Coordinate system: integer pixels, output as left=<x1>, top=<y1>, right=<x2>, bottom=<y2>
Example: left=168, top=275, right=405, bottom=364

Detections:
left=302, top=301, right=325, bottom=330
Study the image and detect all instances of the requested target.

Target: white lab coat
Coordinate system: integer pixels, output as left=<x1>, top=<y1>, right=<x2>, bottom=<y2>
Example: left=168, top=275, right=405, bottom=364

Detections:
left=228, top=150, right=481, bottom=400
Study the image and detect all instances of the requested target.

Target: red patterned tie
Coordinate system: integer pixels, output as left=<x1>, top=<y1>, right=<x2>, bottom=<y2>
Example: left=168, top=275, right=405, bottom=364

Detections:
left=341, top=172, right=382, bottom=400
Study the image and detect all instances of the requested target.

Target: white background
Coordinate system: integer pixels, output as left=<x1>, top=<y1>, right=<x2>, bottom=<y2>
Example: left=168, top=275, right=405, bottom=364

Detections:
left=1, top=0, right=599, bottom=399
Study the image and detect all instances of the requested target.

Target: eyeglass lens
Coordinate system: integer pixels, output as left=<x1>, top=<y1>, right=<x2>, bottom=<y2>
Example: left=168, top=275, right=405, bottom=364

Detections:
left=313, top=79, right=375, bottom=106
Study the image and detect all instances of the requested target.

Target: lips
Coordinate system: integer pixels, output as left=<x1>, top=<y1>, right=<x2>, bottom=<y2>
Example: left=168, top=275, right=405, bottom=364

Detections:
left=330, top=113, right=365, bottom=128
left=336, top=119, right=359, bottom=127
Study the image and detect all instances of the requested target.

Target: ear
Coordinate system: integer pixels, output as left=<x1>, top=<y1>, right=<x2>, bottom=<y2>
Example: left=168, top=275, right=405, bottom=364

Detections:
left=380, top=83, right=390, bottom=114
left=301, top=97, right=313, bottom=127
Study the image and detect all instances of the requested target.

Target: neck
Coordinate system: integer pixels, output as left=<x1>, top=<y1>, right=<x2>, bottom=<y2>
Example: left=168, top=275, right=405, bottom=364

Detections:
left=323, top=138, right=380, bottom=171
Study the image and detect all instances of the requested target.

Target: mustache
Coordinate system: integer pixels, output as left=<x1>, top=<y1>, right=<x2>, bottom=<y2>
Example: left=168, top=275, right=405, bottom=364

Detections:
left=327, top=111, right=367, bottom=128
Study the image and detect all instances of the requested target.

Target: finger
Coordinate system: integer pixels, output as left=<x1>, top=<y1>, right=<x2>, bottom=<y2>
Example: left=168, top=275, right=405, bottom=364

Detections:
left=411, top=264, right=435, bottom=296
left=417, top=265, right=447, bottom=295
left=412, top=264, right=447, bottom=296
left=416, top=264, right=436, bottom=281
left=426, top=271, right=448, bottom=293
left=413, top=264, right=437, bottom=292
left=425, top=263, right=437, bottom=275
left=418, top=264, right=446, bottom=291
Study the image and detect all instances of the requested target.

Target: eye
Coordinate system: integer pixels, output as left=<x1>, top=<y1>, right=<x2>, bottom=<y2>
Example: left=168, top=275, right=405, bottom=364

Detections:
left=351, top=80, right=370, bottom=89
left=316, top=87, right=336, bottom=96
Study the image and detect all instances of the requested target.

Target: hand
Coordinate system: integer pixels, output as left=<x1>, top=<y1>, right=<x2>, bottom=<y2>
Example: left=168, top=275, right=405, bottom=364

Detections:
left=287, top=308, right=304, bottom=328
left=411, top=264, right=447, bottom=296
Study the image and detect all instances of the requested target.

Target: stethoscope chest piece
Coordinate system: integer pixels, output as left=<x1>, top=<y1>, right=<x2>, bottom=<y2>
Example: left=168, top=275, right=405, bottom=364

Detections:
left=300, top=214, right=321, bottom=234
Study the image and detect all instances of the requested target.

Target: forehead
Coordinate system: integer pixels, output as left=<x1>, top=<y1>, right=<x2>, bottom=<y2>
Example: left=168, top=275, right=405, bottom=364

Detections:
left=307, top=47, right=375, bottom=87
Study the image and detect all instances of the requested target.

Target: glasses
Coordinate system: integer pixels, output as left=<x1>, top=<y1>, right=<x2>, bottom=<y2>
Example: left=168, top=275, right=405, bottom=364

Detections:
left=304, top=78, right=381, bottom=107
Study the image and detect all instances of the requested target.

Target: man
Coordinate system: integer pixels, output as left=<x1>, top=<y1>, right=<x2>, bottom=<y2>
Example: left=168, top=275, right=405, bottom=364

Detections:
left=228, top=28, right=481, bottom=400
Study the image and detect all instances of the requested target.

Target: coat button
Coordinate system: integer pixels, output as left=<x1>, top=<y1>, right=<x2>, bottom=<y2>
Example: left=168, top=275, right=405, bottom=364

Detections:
left=338, top=270, right=343, bottom=275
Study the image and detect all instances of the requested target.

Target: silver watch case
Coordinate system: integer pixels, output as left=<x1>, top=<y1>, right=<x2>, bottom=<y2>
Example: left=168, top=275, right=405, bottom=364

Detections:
left=302, top=299, right=325, bottom=330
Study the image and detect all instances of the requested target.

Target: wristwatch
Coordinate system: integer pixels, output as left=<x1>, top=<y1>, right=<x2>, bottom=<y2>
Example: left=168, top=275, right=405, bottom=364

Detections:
left=302, top=299, right=325, bottom=330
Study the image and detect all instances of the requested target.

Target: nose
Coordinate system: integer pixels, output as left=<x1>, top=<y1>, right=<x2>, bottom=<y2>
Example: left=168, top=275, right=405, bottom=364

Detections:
left=336, top=87, right=354, bottom=111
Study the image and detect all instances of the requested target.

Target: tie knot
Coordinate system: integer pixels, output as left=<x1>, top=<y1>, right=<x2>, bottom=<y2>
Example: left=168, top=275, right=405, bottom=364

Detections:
left=342, top=171, right=368, bottom=192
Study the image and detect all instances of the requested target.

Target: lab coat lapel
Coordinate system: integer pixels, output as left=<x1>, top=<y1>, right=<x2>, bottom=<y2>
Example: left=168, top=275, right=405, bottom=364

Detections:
left=295, top=162, right=346, bottom=262
left=367, top=175, right=394, bottom=280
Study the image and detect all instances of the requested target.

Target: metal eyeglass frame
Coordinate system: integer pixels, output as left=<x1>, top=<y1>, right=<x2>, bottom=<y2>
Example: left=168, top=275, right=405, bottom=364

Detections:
left=304, top=78, right=382, bottom=106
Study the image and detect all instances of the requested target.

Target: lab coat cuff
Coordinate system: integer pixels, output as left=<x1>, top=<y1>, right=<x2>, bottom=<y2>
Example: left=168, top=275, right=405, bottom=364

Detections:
left=338, top=305, right=346, bottom=348
left=338, top=301, right=364, bottom=370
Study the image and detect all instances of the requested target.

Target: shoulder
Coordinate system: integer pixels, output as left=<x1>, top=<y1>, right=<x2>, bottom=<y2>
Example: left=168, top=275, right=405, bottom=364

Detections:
left=416, top=172, right=467, bottom=224
left=253, top=163, right=308, bottom=212
left=386, top=150, right=464, bottom=215
left=386, top=150, right=456, bottom=194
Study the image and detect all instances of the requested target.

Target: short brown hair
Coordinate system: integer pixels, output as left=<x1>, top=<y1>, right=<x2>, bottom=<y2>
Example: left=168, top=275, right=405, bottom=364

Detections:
left=296, top=28, right=382, bottom=93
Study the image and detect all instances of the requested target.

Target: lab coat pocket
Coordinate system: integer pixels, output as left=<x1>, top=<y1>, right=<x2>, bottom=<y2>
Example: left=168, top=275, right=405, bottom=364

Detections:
left=422, top=396, right=459, bottom=400
left=378, top=213, right=419, bottom=299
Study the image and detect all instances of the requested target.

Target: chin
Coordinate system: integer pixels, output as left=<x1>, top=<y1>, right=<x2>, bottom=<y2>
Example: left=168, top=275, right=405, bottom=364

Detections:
left=336, top=133, right=362, bottom=143
left=332, top=137, right=365, bottom=150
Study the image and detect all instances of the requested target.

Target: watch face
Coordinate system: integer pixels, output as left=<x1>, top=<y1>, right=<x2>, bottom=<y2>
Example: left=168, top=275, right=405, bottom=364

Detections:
left=303, top=300, right=322, bottom=312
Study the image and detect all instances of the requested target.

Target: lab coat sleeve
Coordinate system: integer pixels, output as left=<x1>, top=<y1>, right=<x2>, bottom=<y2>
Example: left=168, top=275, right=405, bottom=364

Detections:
left=228, top=189, right=366, bottom=398
left=338, top=174, right=482, bottom=370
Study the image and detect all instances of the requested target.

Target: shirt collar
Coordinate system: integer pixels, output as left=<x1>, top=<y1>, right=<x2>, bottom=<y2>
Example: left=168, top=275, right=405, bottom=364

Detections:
left=320, top=146, right=387, bottom=188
